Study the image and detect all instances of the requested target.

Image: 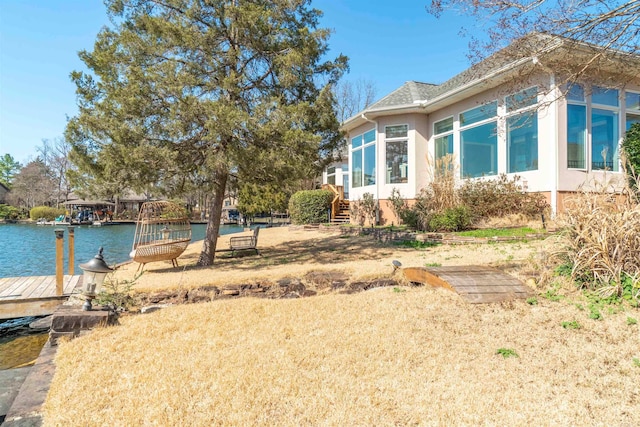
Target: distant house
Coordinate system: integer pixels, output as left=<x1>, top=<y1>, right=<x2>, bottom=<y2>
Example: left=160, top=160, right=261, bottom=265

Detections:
left=329, top=33, right=640, bottom=224
left=0, top=182, right=9, bottom=204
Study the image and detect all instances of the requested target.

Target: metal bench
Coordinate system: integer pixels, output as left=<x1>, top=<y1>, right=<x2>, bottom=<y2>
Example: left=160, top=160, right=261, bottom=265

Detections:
left=229, top=227, right=260, bottom=256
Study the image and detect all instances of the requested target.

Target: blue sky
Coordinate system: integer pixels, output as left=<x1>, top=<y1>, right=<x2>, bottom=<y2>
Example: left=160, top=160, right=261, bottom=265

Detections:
left=0, top=0, right=477, bottom=164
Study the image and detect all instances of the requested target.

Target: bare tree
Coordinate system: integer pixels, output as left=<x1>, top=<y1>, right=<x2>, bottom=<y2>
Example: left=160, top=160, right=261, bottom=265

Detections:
left=427, top=1, right=640, bottom=87
left=38, top=137, right=72, bottom=207
left=7, top=160, right=55, bottom=210
left=334, top=78, right=378, bottom=123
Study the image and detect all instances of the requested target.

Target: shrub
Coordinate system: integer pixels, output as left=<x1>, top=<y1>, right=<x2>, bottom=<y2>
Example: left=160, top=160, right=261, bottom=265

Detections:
left=0, top=204, right=21, bottom=220
left=350, top=193, right=377, bottom=226
left=30, top=206, right=65, bottom=221
left=361, top=192, right=377, bottom=226
left=388, top=188, right=408, bottom=225
left=428, top=206, right=472, bottom=232
left=550, top=176, right=640, bottom=298
left=459, top=174, right=547, bottom=219
left=621, top=122, right=640, bottom=191
left=288, top=190, right=333, bottom=225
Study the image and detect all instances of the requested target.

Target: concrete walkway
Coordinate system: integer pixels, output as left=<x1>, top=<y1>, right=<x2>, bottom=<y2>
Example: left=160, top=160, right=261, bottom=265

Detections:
left=1, top=341, right=57, bottom=426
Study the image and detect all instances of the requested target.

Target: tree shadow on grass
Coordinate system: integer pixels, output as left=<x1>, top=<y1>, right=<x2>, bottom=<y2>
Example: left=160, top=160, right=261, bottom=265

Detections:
left=150, top=233, right=423, bottom=274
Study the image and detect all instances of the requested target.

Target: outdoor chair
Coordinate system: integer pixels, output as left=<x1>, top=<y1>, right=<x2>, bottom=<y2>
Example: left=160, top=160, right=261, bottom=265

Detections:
left=229, top=226, right=260, bottom=256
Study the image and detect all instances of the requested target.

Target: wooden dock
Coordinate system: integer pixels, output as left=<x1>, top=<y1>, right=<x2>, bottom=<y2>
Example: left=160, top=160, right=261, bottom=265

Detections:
left=403, top=266, right=534, bottom=304
left=0, top=275, right=82, bottom=320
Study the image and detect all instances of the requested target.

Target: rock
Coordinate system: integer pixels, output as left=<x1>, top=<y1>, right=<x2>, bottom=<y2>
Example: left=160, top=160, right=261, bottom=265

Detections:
left=141, top=304, right=172, bottom=314
left=29, top=316, right=52, bottom=330
left=281, top=292, right=300, bottom=299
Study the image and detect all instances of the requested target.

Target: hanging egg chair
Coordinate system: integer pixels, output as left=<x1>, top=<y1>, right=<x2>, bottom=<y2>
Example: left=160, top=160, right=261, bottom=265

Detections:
left=130, top=201, right=192, bottom=269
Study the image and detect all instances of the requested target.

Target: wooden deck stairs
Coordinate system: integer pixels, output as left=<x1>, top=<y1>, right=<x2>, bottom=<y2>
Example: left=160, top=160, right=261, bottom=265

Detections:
left=332, top=200, right=350, bottom=223
left=322, top=184, right=350, bottom=224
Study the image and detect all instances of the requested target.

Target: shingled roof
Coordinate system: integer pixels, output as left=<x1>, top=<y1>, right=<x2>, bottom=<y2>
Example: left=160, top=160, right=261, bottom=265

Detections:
left=345, top=33, right=567, bottom=129
left=367, top=81, right=438, bottom=111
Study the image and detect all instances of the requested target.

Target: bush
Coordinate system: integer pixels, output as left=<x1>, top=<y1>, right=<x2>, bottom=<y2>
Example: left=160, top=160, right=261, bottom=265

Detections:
left=428, top=206, right=472, bottom=232
left=30, top=206, right=65, bottom=221
left=0, top=204, right=21, bottom=220
left=288, top=190, right=333, bottom=224
left=553, top=185, right=640, bottom=298
left=459, top=174, right=547, bottom=219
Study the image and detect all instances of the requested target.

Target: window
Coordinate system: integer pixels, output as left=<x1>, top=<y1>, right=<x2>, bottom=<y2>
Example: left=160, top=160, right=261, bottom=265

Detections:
left=591, top=86, right=619, bottom=171
left=506, top=87, right=537, bottom=112
left=351, top=129, right=375, bottom=188
left=566, top=84, right=621, bottom=171
left=460, top=102, right=497, bottom=178
left=507, top=112, right=538, bottom=173
left=626, top=92, right=640, bottom=131
left=591, top=108, right=618, bottom=171
left=592, top=86, right=619, bottom=107
left=461, top=122, right=498, bottom=177
left=460, top=101, right=497, bottom=126
left=433, top=117, right=454, bottom=161
left=506, top=88, right=538, bottom=173
left=326, top=166, right=336, bottom=185
left=567, top=104, right=587, bottom=169
left=385, top=125, right=408, bottom=184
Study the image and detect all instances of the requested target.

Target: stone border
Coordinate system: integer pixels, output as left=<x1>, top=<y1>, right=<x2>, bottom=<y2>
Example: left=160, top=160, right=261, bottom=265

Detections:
left=304, top=224, right=551, bottom=245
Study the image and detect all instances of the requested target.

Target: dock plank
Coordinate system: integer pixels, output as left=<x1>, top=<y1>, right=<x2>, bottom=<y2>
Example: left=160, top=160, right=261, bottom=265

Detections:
left=0, top=275, right=82, bottom=319
left=0, top=277, right=32, bottom=299
left=26, top=276, right=55, bottom=299
left=20, top=276, right=48, bottom=299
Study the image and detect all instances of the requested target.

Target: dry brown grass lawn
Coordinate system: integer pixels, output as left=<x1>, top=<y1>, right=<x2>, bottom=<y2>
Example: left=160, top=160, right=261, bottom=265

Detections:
left=42, top=228, right=640, bottom=425
left=111, top=227, right=546, bottom=292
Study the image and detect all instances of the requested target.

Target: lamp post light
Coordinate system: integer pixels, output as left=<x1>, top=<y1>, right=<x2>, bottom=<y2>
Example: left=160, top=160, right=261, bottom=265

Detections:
left=79, top=247, right=113, bottom=311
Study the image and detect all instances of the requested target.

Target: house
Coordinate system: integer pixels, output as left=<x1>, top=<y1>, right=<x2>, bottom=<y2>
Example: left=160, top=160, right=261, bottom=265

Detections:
left=335, top=33, right=640, bottom=224
left=0, top=182, right=9, bottom=204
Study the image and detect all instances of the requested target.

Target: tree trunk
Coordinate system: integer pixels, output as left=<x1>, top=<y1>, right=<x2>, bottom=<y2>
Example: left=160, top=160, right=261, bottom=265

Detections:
left=198, top=167, right=228, bottom=266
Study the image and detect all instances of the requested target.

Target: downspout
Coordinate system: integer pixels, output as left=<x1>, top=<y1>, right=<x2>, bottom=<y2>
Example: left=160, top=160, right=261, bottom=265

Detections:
left=361, top=113, right=380, bottom=225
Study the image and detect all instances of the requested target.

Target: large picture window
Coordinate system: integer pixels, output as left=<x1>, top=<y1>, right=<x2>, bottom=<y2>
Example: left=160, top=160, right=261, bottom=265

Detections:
left=508, top=111, right=538, bottom=173
left=506, top=87, right=538, bottom=173
left=351, top=129, right=375, bottom=188
left=460, top=102, right=497, bottom=178
left=385, top=125, right=408, bottom=184
left=566, top=84, right=621, bottom=171
left=461, top=121, right=497, bottom=178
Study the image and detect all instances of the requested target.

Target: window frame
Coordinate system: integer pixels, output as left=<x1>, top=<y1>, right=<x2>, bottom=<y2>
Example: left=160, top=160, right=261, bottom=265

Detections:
left=433, top=116, right=454, bottom=162
left=567, top=83, right=588, bottom=170
left=384, top=124, right=409, bottom=185
left=590, top=86, right=620, bottom=172
left=350, top=128, right=376, bottom=188
left=459, top=101, right=498, bottom=178
left=505, top=86, right=539, bottom=173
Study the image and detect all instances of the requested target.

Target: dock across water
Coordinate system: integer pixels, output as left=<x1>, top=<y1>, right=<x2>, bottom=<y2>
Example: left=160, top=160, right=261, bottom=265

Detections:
left=0, top=275, right=82, bottom=320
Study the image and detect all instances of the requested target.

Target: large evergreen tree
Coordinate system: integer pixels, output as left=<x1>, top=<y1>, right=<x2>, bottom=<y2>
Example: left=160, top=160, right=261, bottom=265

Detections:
left=0, top=154, right=21, bottom=188
left=67, top=0, right=347, bottom=265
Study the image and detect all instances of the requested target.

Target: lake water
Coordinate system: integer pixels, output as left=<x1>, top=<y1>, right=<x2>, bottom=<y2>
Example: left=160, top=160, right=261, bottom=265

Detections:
left=0, top=222, right=244, bottom=278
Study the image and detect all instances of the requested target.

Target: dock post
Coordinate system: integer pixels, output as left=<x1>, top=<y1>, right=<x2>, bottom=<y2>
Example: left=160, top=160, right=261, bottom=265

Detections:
left=55, top=229, right=64, bottom=296
left=68, top=227, right=75, bottom=275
